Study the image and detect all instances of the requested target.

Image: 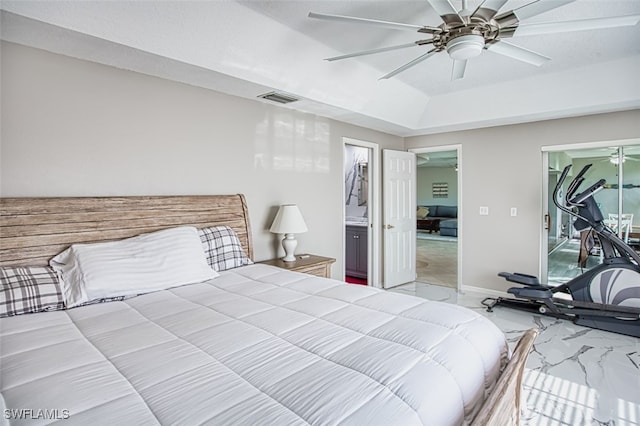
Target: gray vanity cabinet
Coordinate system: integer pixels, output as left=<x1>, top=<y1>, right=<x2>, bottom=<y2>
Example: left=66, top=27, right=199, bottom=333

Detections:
left=345, top=225, right=368, bottom=279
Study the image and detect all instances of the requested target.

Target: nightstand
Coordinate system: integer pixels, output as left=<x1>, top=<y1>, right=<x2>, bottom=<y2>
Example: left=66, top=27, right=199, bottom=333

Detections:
left=258, top=254, right=336, bottom=278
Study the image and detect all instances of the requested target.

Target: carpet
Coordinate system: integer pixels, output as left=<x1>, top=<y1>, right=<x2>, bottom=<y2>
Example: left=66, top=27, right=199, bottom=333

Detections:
left=345, top=276, right=367, bottom=285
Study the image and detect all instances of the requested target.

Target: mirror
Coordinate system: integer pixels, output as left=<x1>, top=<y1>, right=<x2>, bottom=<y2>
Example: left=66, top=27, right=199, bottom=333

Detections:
left=358, top=162, right=368, bottom=206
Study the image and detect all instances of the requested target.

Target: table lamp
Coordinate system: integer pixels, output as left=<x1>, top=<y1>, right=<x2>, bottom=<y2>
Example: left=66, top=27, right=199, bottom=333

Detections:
left=270, top=204, right=308, bottom=262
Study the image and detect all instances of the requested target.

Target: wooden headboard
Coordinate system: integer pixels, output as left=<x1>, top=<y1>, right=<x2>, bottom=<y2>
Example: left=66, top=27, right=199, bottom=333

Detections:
left=0, top=195, right=253, bottom=267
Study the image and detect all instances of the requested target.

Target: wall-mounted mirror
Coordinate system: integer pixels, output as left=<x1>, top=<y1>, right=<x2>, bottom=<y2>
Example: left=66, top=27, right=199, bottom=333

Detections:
left=358, top=162, right=368, bottom=206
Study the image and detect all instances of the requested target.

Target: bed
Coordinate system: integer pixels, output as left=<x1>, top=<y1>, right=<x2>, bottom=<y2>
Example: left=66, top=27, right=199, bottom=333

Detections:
left=0, top=195, right=531, bottom=425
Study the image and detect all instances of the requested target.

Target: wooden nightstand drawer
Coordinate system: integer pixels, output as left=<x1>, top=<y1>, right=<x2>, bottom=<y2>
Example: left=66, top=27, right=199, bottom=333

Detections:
left=257, top=254, right=336, bottom=278
left=294, top=263, right=332, bottom=278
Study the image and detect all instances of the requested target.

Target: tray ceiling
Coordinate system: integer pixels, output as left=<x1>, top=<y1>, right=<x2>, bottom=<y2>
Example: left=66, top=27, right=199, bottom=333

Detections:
left=1, top=1, right=639, bottom=136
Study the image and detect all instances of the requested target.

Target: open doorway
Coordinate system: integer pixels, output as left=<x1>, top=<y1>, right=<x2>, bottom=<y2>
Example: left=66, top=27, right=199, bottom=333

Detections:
left=410, top=147, right=461, bottom=289
left=343, top=138, right=380, bottom=287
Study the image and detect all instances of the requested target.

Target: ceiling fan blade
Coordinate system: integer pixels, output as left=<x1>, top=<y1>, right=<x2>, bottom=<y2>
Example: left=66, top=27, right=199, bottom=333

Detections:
left=380, top=48, right=438, bottom=79
left=427, top=0, right=464, bottom=25
left=486, top=40, right=550, bottom=66
left=471, top=0, right=509, bottom=21
left=451, top=59, right=467, bottom=80
left=495, top=0, right=575, bottom=27
left=308, top=11, right=439, bottom=33
left=512, top=15, right=640, bottom=37
left=325, top=42, right=427, bottom=61
left=512, top=0, right=576, bottom=21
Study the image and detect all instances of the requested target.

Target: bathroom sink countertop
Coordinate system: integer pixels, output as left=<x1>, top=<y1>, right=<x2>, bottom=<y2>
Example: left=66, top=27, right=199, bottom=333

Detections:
left=346, top=217, right=368, bottom=227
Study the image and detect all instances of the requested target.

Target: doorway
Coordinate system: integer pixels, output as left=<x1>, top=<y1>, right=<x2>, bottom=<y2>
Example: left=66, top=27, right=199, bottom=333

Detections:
left=410, top=146, right=461, bottom=290
left=343, top=138, right=380, bottom=288
left=542, top=141, right=640, bottom=285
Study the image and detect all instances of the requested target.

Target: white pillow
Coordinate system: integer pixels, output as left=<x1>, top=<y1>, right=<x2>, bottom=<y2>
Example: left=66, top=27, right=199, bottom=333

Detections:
left=50, top=226, right=218, bottom=308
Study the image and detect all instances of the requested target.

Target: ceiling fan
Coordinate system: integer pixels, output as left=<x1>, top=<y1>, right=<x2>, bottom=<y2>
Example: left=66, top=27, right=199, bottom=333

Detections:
left=308, top=0, right=640, bottom=80
left=599, top=152, right=640, bottom=165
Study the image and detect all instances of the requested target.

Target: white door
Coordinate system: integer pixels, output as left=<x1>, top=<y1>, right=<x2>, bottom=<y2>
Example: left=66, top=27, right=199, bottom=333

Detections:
left=383, top=149, right=416, bottom=288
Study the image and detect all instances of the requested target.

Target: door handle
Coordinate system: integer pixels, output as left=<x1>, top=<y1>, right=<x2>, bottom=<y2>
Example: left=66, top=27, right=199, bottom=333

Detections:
left=385, top=224, right=395, bottom=230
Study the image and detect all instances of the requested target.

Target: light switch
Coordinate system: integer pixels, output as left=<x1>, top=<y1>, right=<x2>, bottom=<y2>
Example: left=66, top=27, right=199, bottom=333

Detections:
left=479, top=206, right=489, bottom=216
left=511, top=207, right=518, bottom=217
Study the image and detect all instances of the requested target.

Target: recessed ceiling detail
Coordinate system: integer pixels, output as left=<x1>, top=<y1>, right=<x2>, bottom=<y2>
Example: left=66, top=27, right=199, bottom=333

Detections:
left=1, top=1, right=639, bottom=136
left=309, top=0, right=639, bottom=81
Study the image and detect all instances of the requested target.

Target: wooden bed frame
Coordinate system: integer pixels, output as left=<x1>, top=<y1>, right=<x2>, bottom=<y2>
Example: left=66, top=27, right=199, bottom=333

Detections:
left=0, top=194, right=253, bottom=267
left=0, top=194, right=537, bottom=425
left=471, top=328, right=538, bottom=426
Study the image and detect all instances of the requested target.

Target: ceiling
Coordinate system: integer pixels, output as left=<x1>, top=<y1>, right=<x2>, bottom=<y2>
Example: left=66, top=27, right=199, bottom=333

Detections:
left=547, top=143, right=640, bottom=176
left=418, top=145, right=640, bottom=169
left=1, top=0, right=639, bottom=137
left=416, top=150, right=458, bottom=167
left=565, top=144, right=640, bottom=159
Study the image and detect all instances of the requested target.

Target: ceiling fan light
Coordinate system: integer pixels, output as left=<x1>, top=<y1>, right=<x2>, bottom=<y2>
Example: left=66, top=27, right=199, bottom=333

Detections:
left=446, top=34, right=485, bottom=60
left=610, top=156, right=626, bottom=165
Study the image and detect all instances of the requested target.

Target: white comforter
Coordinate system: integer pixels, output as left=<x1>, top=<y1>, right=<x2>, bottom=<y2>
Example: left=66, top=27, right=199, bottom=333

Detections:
left=1, top=264, right=507, bottom=425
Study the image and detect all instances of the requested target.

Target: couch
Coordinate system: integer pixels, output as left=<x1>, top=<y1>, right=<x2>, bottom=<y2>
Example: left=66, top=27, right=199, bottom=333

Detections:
left=417, top=205, right=458, bottom=237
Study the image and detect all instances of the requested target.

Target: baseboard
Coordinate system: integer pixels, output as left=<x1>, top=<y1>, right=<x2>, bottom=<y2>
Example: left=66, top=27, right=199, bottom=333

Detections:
left=460, top=284, right=509, bottom=298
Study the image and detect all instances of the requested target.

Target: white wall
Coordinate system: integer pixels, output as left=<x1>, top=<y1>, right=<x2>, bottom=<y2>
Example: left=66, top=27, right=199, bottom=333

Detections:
left=0, top=42, right=404, bottom=278
left=406, top=110, right=640, bottom=292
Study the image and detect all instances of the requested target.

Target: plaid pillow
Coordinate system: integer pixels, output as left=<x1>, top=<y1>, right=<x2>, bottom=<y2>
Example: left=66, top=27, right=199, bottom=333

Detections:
left=198, top=226, right=253, bottom=272
left=0, top=267, right=65, bottom=317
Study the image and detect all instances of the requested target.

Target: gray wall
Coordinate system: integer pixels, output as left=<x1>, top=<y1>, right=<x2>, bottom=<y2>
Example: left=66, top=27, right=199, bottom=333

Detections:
left=417, top=167, right=458, bottom=207
left=406, top=110, right=640, bottom=292
left=0, top=42, right=404, bottom=279
left=3, top=42, right=639, bottom=292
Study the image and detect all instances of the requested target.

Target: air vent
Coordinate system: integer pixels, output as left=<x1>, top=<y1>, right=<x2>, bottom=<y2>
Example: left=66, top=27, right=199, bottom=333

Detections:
left=258, top=91, right=299, bottom=104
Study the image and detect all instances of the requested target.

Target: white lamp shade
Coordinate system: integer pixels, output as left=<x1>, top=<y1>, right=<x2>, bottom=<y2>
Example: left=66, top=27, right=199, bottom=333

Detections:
left=270, top=205, right=308, bottom=234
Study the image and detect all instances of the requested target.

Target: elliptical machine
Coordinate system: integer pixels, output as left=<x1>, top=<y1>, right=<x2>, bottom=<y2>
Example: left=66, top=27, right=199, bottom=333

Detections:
left=483, top=164, right=640, bottom=338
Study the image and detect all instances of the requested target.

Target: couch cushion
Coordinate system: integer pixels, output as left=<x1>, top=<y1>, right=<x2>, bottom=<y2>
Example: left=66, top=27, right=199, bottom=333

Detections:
left=440, top=219, right=458, bottom=237
left=440, top=219, right=458, bottom=229
left=440, top=227, right=457, bottom=238
left=425, top=205, right=438, bottom=217
left=438, top=205, right=457, bottom=218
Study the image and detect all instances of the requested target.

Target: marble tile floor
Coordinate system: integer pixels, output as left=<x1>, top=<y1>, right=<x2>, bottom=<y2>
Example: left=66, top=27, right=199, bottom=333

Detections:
left=387, top=282, right=640, bottom=426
